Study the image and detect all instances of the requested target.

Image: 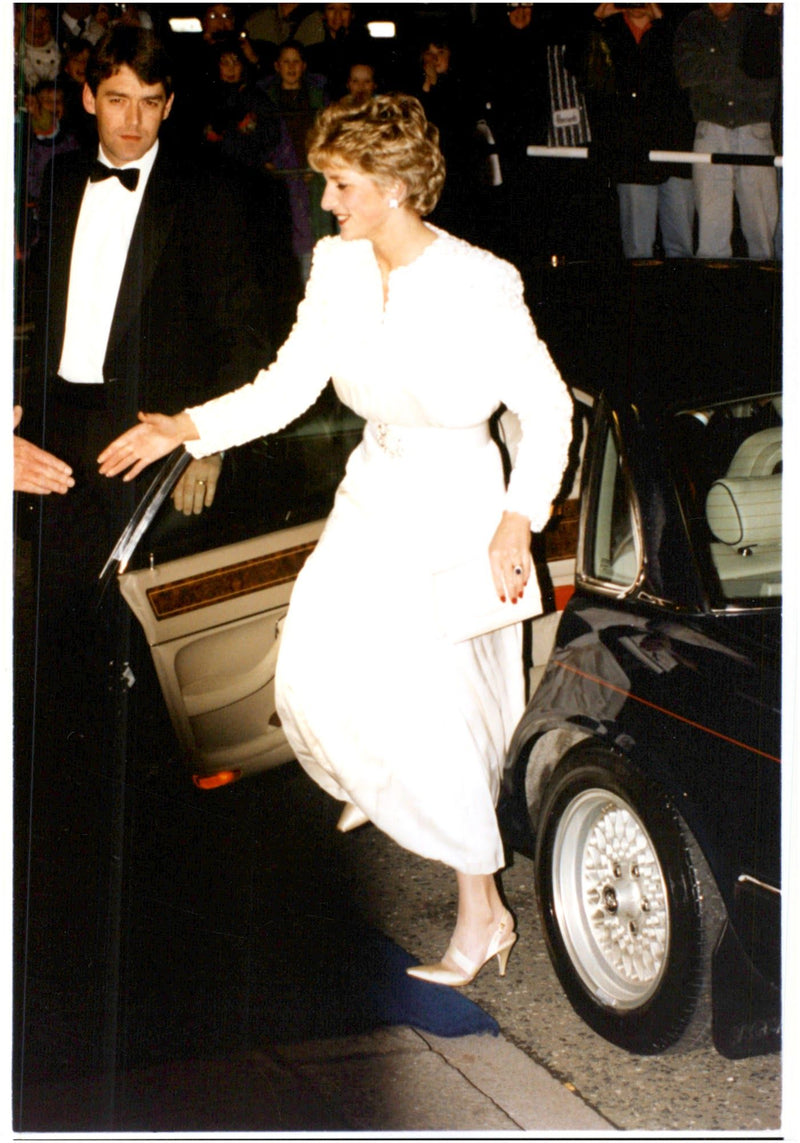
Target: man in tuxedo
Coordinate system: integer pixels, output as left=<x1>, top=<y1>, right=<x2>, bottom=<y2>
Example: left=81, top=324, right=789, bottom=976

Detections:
left=14, top=25, right=274, bottom=1096
left=21, top=22, right=275, bottom=729
left=20, top=21, right=272, bottom=719
left=27, top=24, right=269, bottom=522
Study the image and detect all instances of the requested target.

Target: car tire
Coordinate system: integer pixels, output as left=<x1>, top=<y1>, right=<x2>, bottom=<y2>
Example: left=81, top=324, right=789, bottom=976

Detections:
left=534, top=744, right=726, bottom=1055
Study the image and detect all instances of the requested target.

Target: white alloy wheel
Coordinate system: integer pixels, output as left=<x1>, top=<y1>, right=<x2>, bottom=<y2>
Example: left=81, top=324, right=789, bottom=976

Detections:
left=551, top=788, right=670, bottom=1008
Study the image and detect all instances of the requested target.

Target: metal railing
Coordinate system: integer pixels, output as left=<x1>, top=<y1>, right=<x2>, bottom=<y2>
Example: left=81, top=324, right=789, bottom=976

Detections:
left=526, top=145, right=783, bottom=168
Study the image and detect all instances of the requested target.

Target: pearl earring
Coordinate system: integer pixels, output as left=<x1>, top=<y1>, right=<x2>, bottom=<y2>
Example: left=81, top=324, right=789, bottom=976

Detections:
left=389, top=197, right=399, bottom=209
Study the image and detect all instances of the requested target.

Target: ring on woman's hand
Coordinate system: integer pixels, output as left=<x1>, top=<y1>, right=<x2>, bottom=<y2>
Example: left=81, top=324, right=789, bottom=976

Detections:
left=513, top=565, right=523, bottom=576
left=196, top=480, right=206, bottom=486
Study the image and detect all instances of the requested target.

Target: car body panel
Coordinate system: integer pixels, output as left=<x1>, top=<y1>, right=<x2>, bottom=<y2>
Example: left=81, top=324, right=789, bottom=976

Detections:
left=501, top=264, right=782, bottom=1057
left=509, top=598, right=780, bottom=901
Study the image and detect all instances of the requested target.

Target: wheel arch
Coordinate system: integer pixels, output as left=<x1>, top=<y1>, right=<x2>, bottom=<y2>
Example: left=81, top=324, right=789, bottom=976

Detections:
left=522, top=723, right=594, bottom=827
left=521, top=716, right=737, bottom=923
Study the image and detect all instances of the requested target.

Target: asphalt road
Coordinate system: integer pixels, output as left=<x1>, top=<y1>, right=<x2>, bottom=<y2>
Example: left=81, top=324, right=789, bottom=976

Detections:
left=289, top=766, right=783, bottom=1135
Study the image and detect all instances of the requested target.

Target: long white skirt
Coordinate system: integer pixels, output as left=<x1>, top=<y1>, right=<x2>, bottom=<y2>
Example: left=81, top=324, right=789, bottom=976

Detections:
left=275, top=423, right=525, bottom=874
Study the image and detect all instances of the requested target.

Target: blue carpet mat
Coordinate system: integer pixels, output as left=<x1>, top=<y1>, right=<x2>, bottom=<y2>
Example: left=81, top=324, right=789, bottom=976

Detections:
left=337, top=924, right=500, bottom=1039
left=121, top=909, right=499, bottom=1064
left=257, top=918, right=500, bottom=1043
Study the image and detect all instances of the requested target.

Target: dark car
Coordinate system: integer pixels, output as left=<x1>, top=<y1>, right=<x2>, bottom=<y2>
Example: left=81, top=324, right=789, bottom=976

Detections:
left=499, top=263, right=782, bottom=1062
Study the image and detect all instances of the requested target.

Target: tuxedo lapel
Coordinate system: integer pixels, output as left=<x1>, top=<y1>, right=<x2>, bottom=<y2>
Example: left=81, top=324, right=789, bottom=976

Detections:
left=105, top=149, right=180, bottom=365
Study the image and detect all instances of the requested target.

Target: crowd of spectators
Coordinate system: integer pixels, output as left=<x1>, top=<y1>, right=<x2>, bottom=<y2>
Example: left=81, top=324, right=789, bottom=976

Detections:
left=14, top=2, right=784, bottom=280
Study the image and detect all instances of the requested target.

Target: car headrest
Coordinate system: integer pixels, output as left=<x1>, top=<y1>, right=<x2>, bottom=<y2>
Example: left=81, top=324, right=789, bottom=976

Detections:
left=725, top=427, right=782, bottom=478
left=706, top=474, right=782, bottom=547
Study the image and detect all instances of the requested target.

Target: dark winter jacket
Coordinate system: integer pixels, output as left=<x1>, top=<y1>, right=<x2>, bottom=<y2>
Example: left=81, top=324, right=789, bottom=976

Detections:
left=566, top=13, right=694, bottom=184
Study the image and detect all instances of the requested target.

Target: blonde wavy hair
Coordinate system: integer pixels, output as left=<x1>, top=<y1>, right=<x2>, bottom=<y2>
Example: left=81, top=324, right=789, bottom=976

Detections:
left=307, top=93, right=446, bottom=217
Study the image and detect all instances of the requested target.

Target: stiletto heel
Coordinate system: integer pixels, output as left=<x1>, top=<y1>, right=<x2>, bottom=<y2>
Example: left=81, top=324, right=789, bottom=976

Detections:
left=496, top=940, right=514, bottom=977
left=406, top=909, right=517, bottom=987
left=336, top=802, right=370, bottom=832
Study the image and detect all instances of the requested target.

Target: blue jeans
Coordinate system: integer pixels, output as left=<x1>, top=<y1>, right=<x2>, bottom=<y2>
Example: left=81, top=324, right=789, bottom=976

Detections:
left=617, top=178, right=695, bottom=259
left=693, top=121, right=778, bottom=260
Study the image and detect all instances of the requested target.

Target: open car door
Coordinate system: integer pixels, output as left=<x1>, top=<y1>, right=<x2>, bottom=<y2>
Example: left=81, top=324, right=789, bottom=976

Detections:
left=102, top=389, right=589, bottom=789
left=100, top=386, right=364, bottom=788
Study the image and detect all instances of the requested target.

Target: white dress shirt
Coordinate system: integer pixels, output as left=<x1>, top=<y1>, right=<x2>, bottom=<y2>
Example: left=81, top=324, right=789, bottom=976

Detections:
left=58, top=141, right=159, bottom=384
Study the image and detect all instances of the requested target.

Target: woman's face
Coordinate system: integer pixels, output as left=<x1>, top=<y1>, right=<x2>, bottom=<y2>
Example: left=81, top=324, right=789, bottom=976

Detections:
left=422, top=43, right=450, bottom=75
left=65, top=47, right=90, bottom=83
left=324, top=4, right=352, bottom=34
left=219, top=51, right=243, bottom=85
left=275, top=47, right=305, bottom=90
left=320, top=163, right=398, bottom=243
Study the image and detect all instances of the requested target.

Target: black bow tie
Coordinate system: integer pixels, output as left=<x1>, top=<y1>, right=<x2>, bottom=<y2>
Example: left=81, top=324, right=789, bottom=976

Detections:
left=89, top=161, right=140, bottom=191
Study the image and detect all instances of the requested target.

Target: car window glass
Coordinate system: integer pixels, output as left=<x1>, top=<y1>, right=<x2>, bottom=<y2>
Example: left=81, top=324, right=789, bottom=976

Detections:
left=589, top=425, right=640, bottom=588
left=124, top=384, right=364, bottom=573
left=672, top=395, right=781, bottom=605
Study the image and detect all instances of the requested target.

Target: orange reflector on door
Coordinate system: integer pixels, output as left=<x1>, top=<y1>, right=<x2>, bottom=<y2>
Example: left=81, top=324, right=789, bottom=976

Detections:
left=193, top=770, right=242, bottom=790
left=553, top=584, right=575, bottom=612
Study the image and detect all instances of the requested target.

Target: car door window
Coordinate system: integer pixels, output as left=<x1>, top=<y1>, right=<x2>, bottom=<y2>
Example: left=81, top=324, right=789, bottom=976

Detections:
left=588, top=424, right=640, bottom=588
left=120, top=383, right=364, bottom=574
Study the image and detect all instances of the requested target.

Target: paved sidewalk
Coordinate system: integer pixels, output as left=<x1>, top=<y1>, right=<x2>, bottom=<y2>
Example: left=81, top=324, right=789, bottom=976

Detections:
left=275, top=1026, right=614, bottom=1133
left=18, top=1027, right=613, bottom=1135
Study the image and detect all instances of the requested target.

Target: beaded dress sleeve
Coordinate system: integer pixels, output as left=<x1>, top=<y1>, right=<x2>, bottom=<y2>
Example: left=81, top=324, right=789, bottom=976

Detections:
left=184, top=237, right=340, bottom=457
left=490, top=261, right=573, bottom=531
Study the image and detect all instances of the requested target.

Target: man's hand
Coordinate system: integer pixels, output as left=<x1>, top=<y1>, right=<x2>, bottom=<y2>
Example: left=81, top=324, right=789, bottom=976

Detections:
left=13, top=406, right=74, bottom=494
left=171, top=454, right=223, bottom=515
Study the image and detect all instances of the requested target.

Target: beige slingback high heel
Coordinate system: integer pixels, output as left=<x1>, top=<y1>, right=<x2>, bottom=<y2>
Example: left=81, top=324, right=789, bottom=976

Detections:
left=406, top=909, right=517, bottom=987
left=336, top=802, right=370, bottom=833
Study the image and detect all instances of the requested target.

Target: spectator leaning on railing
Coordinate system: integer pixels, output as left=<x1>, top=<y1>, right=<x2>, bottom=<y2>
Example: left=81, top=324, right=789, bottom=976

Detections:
left=674, top=3, right=781, bottom=261
left=565, top=4, right=695, bottom=261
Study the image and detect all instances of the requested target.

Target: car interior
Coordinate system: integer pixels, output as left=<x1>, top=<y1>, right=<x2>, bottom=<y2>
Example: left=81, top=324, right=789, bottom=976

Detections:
left=705, top=423, right=782, bottom=600
left=677, top=396, right=782, bottom=604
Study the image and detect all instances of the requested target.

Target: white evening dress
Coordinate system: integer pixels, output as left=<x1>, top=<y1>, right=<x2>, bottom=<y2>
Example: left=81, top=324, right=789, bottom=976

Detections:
left=186, top=228, right=573, bottom=874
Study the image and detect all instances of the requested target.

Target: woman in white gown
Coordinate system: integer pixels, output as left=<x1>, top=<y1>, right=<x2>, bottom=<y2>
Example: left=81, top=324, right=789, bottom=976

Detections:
left=99, top=94, right=573, bottom=987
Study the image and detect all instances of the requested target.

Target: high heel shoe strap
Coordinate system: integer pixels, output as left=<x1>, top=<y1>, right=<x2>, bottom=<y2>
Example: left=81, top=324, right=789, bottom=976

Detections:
left=447, top=912, right=515, bottom=979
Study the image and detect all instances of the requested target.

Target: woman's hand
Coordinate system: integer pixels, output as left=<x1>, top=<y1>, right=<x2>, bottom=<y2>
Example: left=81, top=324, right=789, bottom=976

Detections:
left=171, top=453, right=223, bottom=515
left=489, top=511, right=532, bottom=604
left=97, top=410, right=198, bottom=481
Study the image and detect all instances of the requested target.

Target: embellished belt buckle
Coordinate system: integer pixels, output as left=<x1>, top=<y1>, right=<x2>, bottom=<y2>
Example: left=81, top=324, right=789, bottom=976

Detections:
left=374, top=422, right=404, bottom=458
